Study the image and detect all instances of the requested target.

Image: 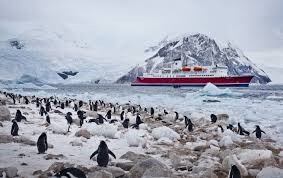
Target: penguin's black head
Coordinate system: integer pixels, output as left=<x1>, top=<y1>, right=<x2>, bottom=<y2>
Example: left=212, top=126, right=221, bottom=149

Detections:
left=66, top=112, right=72, bottom=116
left=99, top=140, right=108, bottom=149
left=255, top=125, right=260, bottom=129
left=41, top=132, right=47, bottom=137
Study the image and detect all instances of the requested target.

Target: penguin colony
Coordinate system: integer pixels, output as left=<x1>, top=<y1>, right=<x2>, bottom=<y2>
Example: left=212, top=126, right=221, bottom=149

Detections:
left=0, top=90, right=273, bottom=178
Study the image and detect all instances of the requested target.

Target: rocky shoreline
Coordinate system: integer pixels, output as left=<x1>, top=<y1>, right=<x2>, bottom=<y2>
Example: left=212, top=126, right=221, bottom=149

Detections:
left=0, top=91, right=282, bottom=178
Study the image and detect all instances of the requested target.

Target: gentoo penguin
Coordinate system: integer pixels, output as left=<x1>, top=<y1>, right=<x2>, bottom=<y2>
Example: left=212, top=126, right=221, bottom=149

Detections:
left=65, top=112, right=73, bottom=132
left=252, top=125, right=266, bottom=139
left=89, top=100, right=93, bottom=111
left=36, top=98, right=40, bottom=108
left=237, top=123, right=250, bottom=136
left=65, top=100, right=69, bottom=107
left=24, top=96, right=29, bottom=104
left=11, top=120, right=19, bottom=136
left=37, top=132, right=48, bottom=154
left=105, top=110, right=112, bottom=120
left=90, top=140, right=116, bottom=167
left=184, top=116, right=194, bottom=132
left=228, top=165, right=241, bottom=178
left=53, top=99, right=58, bottom=105
left=55, top=167, right=86, bottom=178
left=93, top=101, right=98, bottom=111
left=120, top=111, right=125, bottom=121
left=211, top=114, right=217, bottom=123
left=122, top=119, right=130, bottom=128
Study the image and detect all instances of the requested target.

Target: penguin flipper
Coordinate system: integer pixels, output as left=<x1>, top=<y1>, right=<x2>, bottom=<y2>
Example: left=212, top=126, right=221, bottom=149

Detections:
left=90, top=150, right=98, bottom=159
left=108, top=150, right=116, bottom=159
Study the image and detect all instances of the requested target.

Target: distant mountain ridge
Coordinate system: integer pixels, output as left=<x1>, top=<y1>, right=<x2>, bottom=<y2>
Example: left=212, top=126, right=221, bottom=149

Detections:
left=116, top=33, right=271, bottom=84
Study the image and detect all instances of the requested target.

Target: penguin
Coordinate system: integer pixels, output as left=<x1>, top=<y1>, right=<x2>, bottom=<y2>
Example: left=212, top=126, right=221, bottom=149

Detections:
left=227, top=124, right=234, bottom=130
left=15, top=110, right=26, bottom=122
left=74, top=103, right=78, bottom=112
left=54, top=167, right=86, bottom=178
left=120, top=111, right=125, bottom=121
left=211, top=114, right=217, bottom=123
left=37, top=132, right=48, bottom=154
left=79, top=100, right=83, bottom=108
left=122, top=119, right=130, bottom=128
left=90, top=140, right=116, bottom=167
left=184, top=116, right=194, bottom=132
left=77, top=110, right=86, bottom=127
left=150, top=107, right=154, bottom=117
left=65, top=100, right=69, bottom=107
left=89, top=100, right=93, bottom=111
left=93, top=101, right=98, bottom=111
left=45, top=102, right=51, bottom=112
left=144, top=108, right=147, bottom=113
left=11, top=120, right=19, bottom=136
left=24, top=96, right=29, bottom=105
left=36, top=98, right=40, bottom=108
left=131, top=114, right=143, bottom=129
left=65, top=112, right=73, bottom=132
left=39, top=106, right=45, bottom=117
left=105, top=110, right=112, bottom=120
left=12, top=95, right=16, bottom=105
left=228, top=165, right=241, bottom=178
left=218, top=125, right=224, bottom=133
left=174, top=111, right=179, bottom=121
left=97, top=114, right=107, bottom=124
left=53, top=99, right=58, bottom=106
left=45, top=112, right=50, bottom=124
left=252, top=125, right=266, bottom=139
left=164, top=109, right=168, bottom=115
left=237, top=123, right=250, bottom=136
left=60, top=103, right=65, bottom=110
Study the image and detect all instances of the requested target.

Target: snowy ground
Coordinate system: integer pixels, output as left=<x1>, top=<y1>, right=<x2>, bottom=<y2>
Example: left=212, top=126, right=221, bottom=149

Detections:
left=0, top=84, right=282, bottom=177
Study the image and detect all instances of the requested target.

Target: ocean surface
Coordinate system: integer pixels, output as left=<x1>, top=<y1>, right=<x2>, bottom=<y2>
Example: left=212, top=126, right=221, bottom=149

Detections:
left=10, top=84, right=283, bottom=145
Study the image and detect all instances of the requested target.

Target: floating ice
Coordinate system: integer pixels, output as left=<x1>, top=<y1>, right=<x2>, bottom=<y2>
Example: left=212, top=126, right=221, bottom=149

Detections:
left=199, top=83, right=237, bottom=96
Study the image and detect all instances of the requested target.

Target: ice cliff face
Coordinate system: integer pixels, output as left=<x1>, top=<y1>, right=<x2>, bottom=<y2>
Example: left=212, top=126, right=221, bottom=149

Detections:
left=116, top=34, right=271, bottom=84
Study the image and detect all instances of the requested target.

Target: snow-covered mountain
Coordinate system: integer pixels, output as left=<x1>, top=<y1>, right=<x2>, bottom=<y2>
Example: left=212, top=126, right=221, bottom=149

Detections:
left=0, top=28, right=132, bottom=85
left=116, top=34, right=271, bottom=84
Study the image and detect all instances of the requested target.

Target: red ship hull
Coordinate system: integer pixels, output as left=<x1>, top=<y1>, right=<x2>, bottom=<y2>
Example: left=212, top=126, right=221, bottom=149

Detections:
left=131, top=75, right=254, bottom=87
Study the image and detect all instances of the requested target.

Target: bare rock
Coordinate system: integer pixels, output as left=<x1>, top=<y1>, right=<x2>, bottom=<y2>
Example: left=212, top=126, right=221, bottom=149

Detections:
left=89, top=166, right=125, bottom=178
left=128, top=158, right=172, bottom=178
left=0, top=106, right=11, bottom=121
left=43, top=154, right=66, bottom=160
left=88, top=170, right=113, bottom=178
left=120, top=151, right=151, bottom=163
left=75, top=129, right=91, bottom=139
left=2, top=167, right=18, bottom=178
left=115, top=162, right=135, bottom=171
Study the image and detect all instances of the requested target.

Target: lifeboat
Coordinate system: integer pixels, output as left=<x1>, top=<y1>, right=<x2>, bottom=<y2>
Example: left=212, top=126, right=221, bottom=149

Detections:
left=181, top=66, right=191, bottom=72
left=193, top=66, right=203, bottom=71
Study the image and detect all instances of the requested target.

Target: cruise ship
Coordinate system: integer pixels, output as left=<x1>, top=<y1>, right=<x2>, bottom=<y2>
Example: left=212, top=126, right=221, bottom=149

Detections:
left=131, top=59, right=253, bottom=87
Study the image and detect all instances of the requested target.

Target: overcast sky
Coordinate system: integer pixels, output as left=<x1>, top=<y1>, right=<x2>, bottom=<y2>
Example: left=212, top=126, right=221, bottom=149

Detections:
left=0, top=0, right=282, bottom=59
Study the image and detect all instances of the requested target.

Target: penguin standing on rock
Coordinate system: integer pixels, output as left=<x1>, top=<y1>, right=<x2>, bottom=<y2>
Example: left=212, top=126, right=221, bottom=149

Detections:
left=90, top=140, right=116, bottom=167
left=228, top=165, right=241, bottom=178
left=227, top=124, right=234, bottom=131
left=253, top=125, right=266, bottom=139
left=55, top=167, right=86, bottom=178
left=11, top=120, right=19, bottom=136
left=131, top=113, right=143, bottom=129
left=37, top=132, right=48, bottom=154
